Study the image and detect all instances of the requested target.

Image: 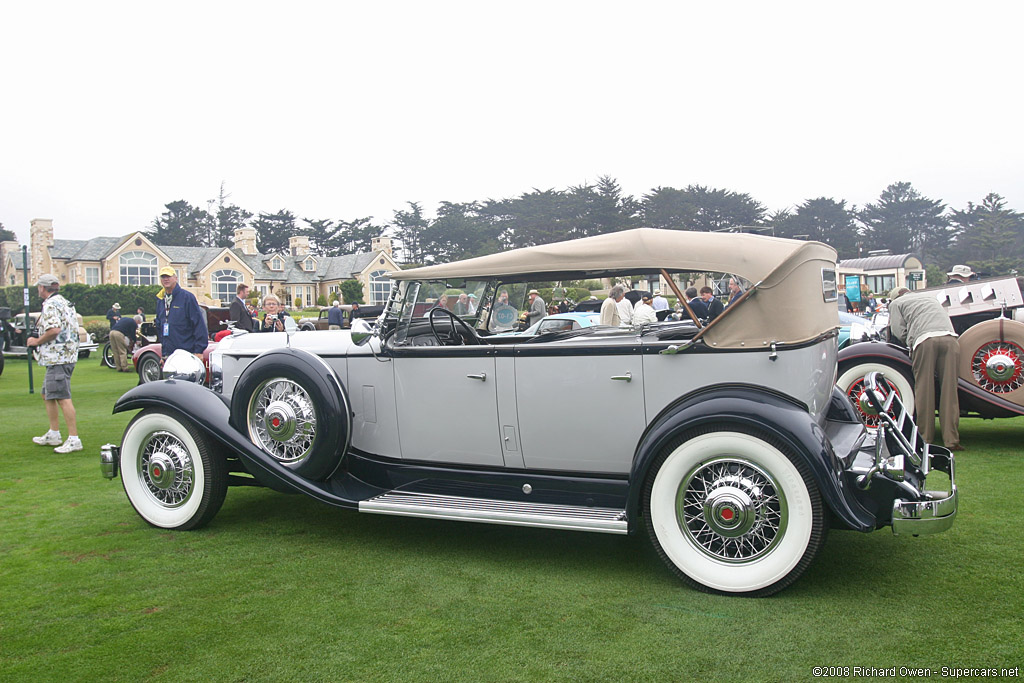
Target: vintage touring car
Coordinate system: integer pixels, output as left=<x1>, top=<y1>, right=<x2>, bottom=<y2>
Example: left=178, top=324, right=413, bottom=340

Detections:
left=101, top=229, right=956, bottom=596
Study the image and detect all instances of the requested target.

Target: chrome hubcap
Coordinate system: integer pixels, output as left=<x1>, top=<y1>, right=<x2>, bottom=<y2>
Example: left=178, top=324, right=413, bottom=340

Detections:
left=248, top=378, right=317, bottom=464
left=138, top=431, right=194, bottom=508
left=678, top=458, right=786, bottom=562
left=142, top=358, right=162, bottom=382
left=972, top=341, right=1023, bottom=393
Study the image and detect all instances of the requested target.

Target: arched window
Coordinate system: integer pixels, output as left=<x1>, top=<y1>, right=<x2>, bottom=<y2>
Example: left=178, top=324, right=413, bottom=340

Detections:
left=119, top=251, right=157, bottom=285
left=211, top=269, right=242, bottom=303
left=369, top=269, right=391, bottom=305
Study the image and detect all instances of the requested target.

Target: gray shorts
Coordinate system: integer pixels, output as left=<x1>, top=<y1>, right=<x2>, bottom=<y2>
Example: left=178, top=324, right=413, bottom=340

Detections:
left=43, top=363, right=75, bottom=400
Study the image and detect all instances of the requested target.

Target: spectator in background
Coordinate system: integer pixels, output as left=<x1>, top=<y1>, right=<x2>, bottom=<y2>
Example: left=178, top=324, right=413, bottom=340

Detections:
left=466, top=293, right=478, bottom=315
left=109, top=314, right=142, bottom=372
left=454, top=293, right=471, bottom=316
left=700, top=287, right=725, bottom=319
left=651, top=289, right=669, bottom=312
left=600, top=285, right=625, bottom=327
left=229, top=283, right=254, bottom=332
left=106, top=302, right=122, bottom=328
left=136, top=306, right=146, bottom=322
left=617, top=289, right=634, bottom=326
left=327, top=300, right=344, bottom=330
left=155, top=266, right=208, bottom=356
left=888, top=286, right=962, bottom=450
left=946, top=264, right=975, bottom=284
left=727, top=278, right=744, bottom=306
left=259, top=294, right=291, bottom=332
left=526, top=289, right=546, bottom=326
left=27, top=274, right=82, bottom=453
left=683, top=287, right=709, bottom=321
left=633, top=292, right=658, bottom=326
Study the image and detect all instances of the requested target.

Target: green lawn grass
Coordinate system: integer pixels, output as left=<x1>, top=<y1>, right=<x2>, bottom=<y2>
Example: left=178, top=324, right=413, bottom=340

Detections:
left=1, top=359, right=1022, bottom=681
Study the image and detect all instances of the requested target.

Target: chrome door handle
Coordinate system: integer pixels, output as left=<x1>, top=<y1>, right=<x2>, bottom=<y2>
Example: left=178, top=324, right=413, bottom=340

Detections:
left=611, top=372, right=632, bottom=382
left=467, top=373, right=487, bottom=381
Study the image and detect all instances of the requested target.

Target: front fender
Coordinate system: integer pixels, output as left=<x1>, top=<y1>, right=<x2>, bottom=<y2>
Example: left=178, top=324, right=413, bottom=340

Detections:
left=113, top=381, right=364, bottom=509
left=627, top=384, right=875, bottom=533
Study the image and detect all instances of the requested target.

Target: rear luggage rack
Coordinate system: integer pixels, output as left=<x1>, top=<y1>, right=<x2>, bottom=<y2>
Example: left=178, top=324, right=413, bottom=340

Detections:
left=858, top=372, right=957, bottom=535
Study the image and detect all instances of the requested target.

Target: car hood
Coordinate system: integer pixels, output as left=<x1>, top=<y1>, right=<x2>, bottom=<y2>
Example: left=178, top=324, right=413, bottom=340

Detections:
left=216, top=329, right=362, bottom=357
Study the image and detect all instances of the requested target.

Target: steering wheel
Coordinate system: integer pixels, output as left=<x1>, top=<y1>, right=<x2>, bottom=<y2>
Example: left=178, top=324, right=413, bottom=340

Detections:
left=428, top=307, right=481, bottom=346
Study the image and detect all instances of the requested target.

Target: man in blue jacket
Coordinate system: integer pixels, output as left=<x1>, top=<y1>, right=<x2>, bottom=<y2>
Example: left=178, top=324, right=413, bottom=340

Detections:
left=155, top=266, right=208, bottom=357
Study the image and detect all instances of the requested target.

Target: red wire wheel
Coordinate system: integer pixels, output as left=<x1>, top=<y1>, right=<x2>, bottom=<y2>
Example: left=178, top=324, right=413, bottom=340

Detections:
left=957, top=318, right=1024, bottom=406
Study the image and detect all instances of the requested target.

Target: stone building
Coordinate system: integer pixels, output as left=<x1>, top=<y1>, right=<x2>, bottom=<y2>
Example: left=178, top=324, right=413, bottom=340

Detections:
left=2, top=219, right=399, bottom=308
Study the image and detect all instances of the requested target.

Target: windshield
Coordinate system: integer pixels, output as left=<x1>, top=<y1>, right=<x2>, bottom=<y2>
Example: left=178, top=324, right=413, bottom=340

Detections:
left=390, top=279, right=490, bottom=343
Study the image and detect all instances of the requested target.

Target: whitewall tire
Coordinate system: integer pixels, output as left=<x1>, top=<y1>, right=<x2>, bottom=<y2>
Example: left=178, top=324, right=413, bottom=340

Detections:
left=120, top=409, right=227, bottom=530
left=643, top=428, right=826, bottom=596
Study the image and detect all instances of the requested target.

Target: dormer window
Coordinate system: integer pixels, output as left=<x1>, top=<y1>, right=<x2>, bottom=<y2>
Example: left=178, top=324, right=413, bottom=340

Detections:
left=303, top=256, right=317, bottom=272
left=270, top=256, right=284, bottom=271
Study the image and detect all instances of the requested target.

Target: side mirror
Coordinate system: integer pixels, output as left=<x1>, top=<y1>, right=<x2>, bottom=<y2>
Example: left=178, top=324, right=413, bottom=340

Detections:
left=351, top=318, right=374, bottom=345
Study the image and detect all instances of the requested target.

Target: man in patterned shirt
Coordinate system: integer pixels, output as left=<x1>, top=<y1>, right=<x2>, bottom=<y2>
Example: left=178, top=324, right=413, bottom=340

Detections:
left=27, top=274, right=82, bottom=453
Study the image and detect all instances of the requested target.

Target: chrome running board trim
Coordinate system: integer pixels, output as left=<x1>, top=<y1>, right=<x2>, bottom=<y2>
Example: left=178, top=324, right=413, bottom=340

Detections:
left=359, top=491, right=628, bottom=534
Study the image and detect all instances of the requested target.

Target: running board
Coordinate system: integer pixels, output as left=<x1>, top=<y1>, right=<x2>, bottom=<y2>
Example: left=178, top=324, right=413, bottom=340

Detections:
left=359, top=491, right=628, bottom=534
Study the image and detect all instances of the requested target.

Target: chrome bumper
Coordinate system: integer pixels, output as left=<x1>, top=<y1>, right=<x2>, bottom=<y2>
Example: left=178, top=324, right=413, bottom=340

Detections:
left=100, top=443, right=120, bottom=479
left=891, top=445, right=957, bottom=536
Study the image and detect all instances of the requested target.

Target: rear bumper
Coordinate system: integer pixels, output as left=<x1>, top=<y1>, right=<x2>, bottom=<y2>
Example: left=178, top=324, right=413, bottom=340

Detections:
left=891, top=446, right=957, bottom=536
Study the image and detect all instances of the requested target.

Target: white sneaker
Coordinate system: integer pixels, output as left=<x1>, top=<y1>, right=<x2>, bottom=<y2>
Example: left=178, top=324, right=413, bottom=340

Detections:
left=33, top=430, right=62, bottom=446
left=54, top=437, right=83, bottom=454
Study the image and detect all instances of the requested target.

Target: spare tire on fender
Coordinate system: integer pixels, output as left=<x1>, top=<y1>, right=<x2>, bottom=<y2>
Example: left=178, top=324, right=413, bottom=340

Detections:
left=229, top=348, right=351, bottom=481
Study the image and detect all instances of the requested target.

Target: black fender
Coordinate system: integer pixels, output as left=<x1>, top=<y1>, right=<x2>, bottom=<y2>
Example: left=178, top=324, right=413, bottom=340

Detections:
left=113, top=381, right=368, bottom=509
left=627, top=384, right=875, bottom=533
left=837, top=341, right=912, bottom=371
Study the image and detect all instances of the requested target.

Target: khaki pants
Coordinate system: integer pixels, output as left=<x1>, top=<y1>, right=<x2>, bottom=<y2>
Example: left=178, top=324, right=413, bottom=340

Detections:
left=109, top=330, right=131, bottom=371
left=911, top=335, right=960, bottom=447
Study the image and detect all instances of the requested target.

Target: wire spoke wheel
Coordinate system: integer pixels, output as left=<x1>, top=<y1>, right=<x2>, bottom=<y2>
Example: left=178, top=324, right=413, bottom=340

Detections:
left=138, top=430, right=195, bottom=508
left=247, top=378, right=318, bottom=464
left=678, top=458, right=785, bottom=563
left=970, top=340, right=1024, bottom=393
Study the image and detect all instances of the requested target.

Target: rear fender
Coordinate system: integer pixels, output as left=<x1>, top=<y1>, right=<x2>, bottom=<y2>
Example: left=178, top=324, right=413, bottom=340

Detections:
left=628, top=384, right=875, bottom=533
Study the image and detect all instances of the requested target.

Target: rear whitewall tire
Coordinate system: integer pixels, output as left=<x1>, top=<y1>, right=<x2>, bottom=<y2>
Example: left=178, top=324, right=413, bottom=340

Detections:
left=643, top=429, right=826, bottom=596
left=120, top=409, right=227, bottom=530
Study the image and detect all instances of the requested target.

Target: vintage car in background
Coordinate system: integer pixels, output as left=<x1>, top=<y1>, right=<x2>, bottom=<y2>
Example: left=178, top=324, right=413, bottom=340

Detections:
left=836, top=275, right=1024, bottom=426
left=1, top=309, right=98, bottom=360
left=837, top=310, right=883, bottom=350
left=296, top=304, right=361, bottom=331
left=496, top=312, right=601, bottom=337
left=101, top=229, right=956, bottom=596
left=101, top=321, right=158, bottom=368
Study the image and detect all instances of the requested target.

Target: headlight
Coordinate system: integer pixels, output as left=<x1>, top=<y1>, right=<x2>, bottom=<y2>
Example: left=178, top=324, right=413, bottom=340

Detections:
left=209, top=350, right=224, bottom=393
left=163, top=349, right=206, bottom=385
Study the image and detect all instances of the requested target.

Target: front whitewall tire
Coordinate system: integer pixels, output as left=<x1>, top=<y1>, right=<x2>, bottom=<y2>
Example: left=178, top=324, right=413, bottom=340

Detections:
left=120, top=410, right=227, bottom=530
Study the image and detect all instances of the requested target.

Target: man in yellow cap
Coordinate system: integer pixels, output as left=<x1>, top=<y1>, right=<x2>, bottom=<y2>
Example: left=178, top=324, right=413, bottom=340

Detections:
left=155, top=266, right=208, bottom=359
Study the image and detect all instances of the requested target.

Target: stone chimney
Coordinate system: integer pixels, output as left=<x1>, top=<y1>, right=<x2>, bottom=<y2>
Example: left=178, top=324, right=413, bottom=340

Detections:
left=289, top=235, right=311, bottom=257
left=232, top=227, right=258, bottom=256
left=371, top=235, right=393, bottom=257
left=30, top=218, right=54, bottom=283
left=1, top=240, right=21, bottom=286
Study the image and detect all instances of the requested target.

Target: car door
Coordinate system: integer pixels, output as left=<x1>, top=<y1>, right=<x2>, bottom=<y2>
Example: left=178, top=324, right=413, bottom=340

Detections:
left=513, top=340, right=646, bottom=474
left=391, top=346, right=504, bottom=467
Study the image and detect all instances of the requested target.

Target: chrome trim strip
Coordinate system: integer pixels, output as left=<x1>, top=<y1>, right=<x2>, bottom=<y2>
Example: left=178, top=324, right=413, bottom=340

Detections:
left=359, top=491, right=628, bottom=534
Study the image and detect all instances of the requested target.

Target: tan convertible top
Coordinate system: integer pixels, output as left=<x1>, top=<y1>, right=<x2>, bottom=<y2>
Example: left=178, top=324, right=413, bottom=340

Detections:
left=391, top=228, right=830, bottom=283
left=390, top=228, right=839, bottom=348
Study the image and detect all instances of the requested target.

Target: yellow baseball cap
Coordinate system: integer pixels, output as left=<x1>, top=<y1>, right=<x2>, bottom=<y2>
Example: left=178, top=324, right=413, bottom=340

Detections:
left=159, top=266, right=176, bottom=277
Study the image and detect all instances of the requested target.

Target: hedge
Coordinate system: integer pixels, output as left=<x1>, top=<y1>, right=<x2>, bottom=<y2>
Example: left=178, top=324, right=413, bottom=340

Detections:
left=0, top=284, right=162, bottom=317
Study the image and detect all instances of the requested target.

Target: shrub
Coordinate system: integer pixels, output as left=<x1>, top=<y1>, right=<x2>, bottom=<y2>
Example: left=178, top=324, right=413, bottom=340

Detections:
left=293, top=297, right=302, bottom=309
left=85, top=320, right=110, bottom=343
left=340, top=280, right=364, bottom=305
left=317, top=294, right=328, bottom=307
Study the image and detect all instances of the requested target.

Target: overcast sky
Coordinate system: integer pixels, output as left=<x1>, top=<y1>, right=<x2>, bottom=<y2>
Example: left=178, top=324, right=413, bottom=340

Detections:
left=2, top=1, right=1021, bottom=245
